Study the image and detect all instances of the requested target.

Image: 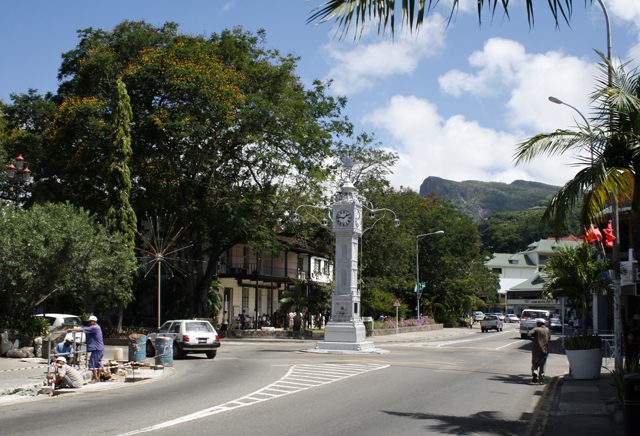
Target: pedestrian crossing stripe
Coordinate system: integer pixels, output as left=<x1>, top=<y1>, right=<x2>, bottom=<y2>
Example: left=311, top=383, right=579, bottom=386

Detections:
left=117, top=363, right=389, bottom=435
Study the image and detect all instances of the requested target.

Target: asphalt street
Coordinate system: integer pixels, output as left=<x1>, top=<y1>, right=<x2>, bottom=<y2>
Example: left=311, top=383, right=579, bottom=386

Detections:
left=0, top=323, right=568, bottom=436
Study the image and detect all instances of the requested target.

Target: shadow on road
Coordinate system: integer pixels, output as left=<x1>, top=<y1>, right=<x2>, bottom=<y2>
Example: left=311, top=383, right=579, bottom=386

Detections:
left=488, top=373, right=549, bottom=388
left=382, top=410, right=531, bottom=436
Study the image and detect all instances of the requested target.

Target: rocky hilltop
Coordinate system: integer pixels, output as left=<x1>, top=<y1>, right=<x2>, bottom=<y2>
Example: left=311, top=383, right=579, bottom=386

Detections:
left=419, top=176, right=560, bottom=221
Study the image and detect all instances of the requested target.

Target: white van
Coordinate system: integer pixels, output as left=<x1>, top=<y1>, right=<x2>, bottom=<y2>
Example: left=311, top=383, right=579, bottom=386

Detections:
left=519, top=309, right=550, bottom=339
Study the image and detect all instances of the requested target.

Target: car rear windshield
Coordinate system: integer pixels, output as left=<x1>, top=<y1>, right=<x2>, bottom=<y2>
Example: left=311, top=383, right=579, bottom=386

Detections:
left=63, top=317, right=81, bottom=326
left=485, top=315, right=497, bottom=320
left=185, top=322, right=214, bottom=332
left=522, top=311, right=549, bottom=320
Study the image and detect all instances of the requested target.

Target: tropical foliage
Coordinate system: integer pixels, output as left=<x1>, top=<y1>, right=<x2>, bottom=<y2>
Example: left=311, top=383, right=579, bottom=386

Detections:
left=514, top=53, right=640, bottom=256
left=308, top=0, right=584, bottom=38
left=541, top=242, right=620, bottom=337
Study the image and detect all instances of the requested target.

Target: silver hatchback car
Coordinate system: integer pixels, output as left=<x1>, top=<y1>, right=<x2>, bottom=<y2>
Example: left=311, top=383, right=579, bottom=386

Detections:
left=147, top=319, right=220, bottom=359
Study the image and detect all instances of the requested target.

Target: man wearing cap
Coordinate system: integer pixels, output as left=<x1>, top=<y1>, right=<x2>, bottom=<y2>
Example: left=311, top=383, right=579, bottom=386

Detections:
left=54, top=334, right=76, bottom=365
left=69, top=315, right=104, bottom=383
left=48, top=357, right=84, bottom=389
left=528, top=318, right=550, bottom=384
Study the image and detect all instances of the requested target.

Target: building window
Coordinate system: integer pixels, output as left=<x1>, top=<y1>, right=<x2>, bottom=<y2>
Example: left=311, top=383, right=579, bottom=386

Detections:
left=492, top=268, right=502, bottom=274
left=242, top=287, right=249, bottom=311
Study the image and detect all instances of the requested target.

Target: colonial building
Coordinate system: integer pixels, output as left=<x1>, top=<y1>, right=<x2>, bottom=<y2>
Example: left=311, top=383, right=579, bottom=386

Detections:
left=217, top=236, right=332, bottom=327
left=485, top=237, right=581, bottom=315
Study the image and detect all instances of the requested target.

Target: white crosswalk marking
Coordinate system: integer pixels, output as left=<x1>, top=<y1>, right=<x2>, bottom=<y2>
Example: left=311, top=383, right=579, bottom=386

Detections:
left=117, top=363, right=389, bottom=436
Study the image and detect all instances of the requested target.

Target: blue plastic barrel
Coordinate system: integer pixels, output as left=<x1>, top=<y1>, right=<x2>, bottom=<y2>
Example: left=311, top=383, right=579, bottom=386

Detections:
left=154, top=337, right=173, bottom=367
left=128, top=334, right=147, bottom=363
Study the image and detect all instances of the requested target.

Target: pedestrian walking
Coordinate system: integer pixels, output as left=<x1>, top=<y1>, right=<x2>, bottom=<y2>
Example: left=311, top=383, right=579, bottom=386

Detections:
left=69, top=315, right=104, bottom=383
left=528, top=318, right=550, bottom=384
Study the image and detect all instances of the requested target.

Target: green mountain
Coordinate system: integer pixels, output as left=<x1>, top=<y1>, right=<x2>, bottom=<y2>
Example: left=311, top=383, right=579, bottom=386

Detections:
left=419, top=177, right=561, bottom=221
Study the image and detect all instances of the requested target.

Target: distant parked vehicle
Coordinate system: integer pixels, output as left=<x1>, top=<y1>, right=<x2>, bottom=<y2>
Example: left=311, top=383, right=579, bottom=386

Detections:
left=474, top=311, right=485, bottom=322
left=550, top=316, right=562, bottom=331
left=495, top=313, right=505, bottom=321
left=505, top=314, right=520, bottom=323
left=481, top=314, right=503, bottom=332
left=147, top=319, right=220, bottom=359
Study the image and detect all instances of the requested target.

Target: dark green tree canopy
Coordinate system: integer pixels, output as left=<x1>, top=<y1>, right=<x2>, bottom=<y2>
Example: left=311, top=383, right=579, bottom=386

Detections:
left=0, top=202, right=136, bottom=320
left=0, top=21, right=353, bottom=317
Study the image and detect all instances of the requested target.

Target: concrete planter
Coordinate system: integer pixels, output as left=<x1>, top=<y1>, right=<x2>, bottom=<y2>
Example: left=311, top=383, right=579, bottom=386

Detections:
left=566, top=348, right=602, bottom=380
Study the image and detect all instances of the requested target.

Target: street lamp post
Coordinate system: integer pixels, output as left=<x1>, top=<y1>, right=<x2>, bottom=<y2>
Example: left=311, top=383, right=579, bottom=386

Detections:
left=5, top=154, right=33, bottom=211
left=415, top=231, right=444, bottom=319
left=548, top=96, right=593, bottom=163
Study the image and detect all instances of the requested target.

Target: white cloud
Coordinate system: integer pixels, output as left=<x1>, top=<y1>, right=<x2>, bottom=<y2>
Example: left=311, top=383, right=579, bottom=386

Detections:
left=438, top=38, right=597, bottom=132
left=322, top=14, right=447, bottom=95
left=364, top=95, right=581, bottom=191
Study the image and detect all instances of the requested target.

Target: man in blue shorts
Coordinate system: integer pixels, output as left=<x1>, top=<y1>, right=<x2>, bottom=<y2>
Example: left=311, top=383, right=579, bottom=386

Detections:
left=69, top=315, right=104, bottom=383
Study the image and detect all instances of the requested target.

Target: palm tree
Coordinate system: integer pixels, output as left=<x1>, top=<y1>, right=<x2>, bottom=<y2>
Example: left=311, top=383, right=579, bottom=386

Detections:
left=541, top=242, right=619, bottom=337
left=308, top=0, right=583, bottom=38
left=514, top=53, right=640, bottom=256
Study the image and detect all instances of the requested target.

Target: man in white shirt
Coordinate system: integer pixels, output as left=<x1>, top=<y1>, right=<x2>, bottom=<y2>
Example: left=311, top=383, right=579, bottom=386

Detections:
left=48, top=357, right=84, bottom=389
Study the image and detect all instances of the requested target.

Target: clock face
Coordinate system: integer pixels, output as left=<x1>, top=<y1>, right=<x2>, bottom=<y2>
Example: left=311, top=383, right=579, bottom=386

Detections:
left=336, top=209, right=352, bottom=226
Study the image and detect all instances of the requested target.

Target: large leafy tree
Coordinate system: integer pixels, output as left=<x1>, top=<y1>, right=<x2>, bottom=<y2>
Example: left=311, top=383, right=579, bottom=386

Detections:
left=514, top=54, right=640, bottom=256
left=308, top=0, right=585, bottom=38
left=1, top=21, right=352, bottom=317
left=357, top=187, right=498, bottom=322
left=0, top=202, right=136, bottom=320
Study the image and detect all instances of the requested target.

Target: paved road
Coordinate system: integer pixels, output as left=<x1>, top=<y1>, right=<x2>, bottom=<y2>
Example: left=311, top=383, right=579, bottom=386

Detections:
left=0, top=323, right=568, bottom=436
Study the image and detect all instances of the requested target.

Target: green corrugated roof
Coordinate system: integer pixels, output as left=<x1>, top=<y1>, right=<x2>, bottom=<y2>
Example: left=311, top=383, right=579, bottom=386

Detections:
left=510, top=273, right=547, bottom=291
left=485, top=253, right=536, bottom=268
left=521, top=239, right=580, bottom=255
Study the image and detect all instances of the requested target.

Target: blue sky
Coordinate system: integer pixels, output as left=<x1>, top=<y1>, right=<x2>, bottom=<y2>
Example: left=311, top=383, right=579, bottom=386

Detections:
left=2, top=0, right=640, bottom=191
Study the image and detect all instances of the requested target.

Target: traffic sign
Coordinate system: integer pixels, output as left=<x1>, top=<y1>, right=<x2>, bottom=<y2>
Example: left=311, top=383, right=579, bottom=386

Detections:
left=393, top=299, right=402, bottom=307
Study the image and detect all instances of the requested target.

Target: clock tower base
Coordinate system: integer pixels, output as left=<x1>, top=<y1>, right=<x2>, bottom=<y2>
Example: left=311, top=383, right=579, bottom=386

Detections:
left=313, top=321, right=377, bottom=352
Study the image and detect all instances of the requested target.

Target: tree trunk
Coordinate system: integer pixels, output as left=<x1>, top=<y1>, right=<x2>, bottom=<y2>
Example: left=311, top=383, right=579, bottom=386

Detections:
left=117, top=302, right=124, bottom=333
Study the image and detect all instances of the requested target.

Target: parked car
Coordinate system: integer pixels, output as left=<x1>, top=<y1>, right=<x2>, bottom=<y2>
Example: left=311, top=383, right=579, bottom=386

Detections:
left=474, top=311, right=485, bottom=322
left=146, top=319, right=220, bottom=359
left=480, top=314, right=503, bottom=332
left=34, top=313, right=85, bottom=343
left=35, top=313, right=82, bottom=330
left=495, top=313, right=505, bottom=321
left=505, top=314, right=520, bottom=323
left=550, top=316, right=562, bottom=331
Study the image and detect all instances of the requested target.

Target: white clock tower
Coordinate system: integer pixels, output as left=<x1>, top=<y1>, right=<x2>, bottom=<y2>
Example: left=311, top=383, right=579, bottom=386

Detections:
left=315, top=177, right=376, bottom=352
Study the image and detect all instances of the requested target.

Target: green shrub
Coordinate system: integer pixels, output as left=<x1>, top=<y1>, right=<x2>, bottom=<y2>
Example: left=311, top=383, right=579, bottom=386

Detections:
left=565, top=334, right=602, bottom=350
left=0, top=316, right=50, bottom=337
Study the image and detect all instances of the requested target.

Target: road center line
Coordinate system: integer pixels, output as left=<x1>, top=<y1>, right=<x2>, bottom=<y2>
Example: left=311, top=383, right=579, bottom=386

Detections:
left=116, top=363, right=389, bottom=436
left=495, top=341, right=524, bottom=350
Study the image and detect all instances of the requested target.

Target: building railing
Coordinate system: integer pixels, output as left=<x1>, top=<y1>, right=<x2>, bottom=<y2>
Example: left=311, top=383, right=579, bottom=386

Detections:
left=219, top=262, right=299, bottom=279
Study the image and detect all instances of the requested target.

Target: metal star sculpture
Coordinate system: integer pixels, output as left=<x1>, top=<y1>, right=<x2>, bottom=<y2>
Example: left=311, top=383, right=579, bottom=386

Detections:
left=131, top=213, right=193, bottom=329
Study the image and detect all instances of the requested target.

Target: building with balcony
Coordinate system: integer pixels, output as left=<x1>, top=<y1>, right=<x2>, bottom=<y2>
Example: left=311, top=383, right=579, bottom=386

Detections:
left=217, top=236, right=332, bottom=327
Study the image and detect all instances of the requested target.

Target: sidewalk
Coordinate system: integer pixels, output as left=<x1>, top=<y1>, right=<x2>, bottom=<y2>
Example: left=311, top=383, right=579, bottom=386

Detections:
left=0, top=345, right=168, bottom=405
left=551, top=372, right=623, bottom=436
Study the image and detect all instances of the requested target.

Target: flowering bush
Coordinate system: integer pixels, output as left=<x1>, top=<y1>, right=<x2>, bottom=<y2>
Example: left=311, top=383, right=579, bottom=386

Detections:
left=102, top=326, right=156, bottom=339
left=374, top=315, right=430, bottom=330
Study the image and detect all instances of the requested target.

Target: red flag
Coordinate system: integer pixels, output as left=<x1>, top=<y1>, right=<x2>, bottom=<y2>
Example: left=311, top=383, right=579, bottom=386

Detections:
left=602, top=221, right=617, bottom=248
left=584, top=224, right=603, bottom=243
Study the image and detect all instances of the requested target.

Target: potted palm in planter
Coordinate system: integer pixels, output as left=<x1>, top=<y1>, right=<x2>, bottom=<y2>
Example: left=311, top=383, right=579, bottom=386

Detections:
left=542, top=241, right=620, bottom=380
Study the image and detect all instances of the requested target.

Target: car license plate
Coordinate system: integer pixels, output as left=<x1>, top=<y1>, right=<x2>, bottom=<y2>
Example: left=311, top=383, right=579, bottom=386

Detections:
left=198, top=338, right=207, bottom=344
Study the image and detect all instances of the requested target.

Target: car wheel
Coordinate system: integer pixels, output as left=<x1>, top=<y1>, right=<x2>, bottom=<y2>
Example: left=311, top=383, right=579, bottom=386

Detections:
left=481, top=328, right=485, bottom=333
left=521, top=333, right=527, bottom=339
left=206, top=350, right=217, bottom=359
left=173, top=341, right=184, bottom=360
left=146, top=340, right=155, bottom=358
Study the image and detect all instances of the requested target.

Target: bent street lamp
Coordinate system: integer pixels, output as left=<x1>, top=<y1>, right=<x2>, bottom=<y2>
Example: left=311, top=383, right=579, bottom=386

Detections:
left=416, top=231, right=444, bottom=319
